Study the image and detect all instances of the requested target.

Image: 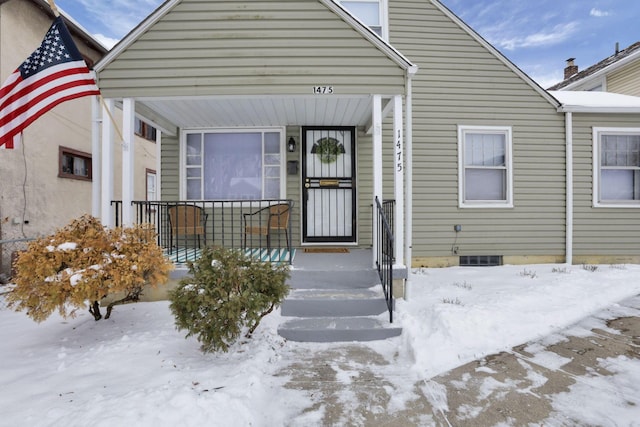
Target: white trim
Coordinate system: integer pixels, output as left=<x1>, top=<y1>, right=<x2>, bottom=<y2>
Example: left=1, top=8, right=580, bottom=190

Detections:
left=335, top=0, right=389, bottom=41
left=372, top=95, right=383, bottom=267
left=179, top=127, right=287, bottom=201
left=322, top=0, right=415, bottom=71
left=565, top=113, right=573, bottom=265
left=592, top=127, right=640, bottom=208
left=122, top=98, right=136, bottom=227
left=91, top=96, right=101, bottom=218
left=95, top=0, right=179, bottom=72
left=405, top=72, right=413, bottom=292
left=100, top=98, right=115, bottom=227
left=458, top=125, right=514, bottom=208
left=393, top=95, right=404, bottom=266
left=97, top=0, right=416, bottom=74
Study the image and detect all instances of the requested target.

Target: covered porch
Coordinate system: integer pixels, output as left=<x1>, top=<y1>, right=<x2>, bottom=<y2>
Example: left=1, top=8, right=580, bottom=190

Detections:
left=95, top=93, right=410, bottom=273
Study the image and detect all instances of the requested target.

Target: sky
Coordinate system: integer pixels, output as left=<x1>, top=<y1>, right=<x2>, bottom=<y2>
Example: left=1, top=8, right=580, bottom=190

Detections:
left=53, top=0, right=640, bottom=89
left=1, top=262, right=640, bottom=425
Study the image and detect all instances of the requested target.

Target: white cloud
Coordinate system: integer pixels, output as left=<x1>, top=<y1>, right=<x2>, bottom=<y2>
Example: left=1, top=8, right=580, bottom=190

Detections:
left=75, top=0, right=162, bottom=38
left=494, top=22, right=578, bottom=51
left=93, top=34, right=119, bottom=50
left=590, top=8, right=610, bottom=17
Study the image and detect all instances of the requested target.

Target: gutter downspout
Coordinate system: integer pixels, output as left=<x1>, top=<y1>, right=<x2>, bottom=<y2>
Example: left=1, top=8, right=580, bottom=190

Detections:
left=565, top=112, right=573, bottom=265
left=405, top=66, right=417, bottom=298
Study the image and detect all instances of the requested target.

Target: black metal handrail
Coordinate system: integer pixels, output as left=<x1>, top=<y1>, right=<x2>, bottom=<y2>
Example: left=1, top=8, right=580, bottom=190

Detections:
left=375, top=197, right=394, bottom=323
left=111, top=199, right=294, bottom=264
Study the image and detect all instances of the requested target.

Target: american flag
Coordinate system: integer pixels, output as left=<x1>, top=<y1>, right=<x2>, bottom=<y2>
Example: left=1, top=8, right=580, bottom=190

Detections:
left=0, top=16, right=100, bottom=149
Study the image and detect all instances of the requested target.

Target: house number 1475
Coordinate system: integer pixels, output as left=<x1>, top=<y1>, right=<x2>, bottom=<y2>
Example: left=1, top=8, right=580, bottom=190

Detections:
left=313, top=86, right=334, bottom=94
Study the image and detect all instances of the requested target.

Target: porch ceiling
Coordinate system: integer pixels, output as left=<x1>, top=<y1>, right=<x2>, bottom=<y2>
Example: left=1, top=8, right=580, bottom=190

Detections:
left=139, top=95, right=377, bottom=131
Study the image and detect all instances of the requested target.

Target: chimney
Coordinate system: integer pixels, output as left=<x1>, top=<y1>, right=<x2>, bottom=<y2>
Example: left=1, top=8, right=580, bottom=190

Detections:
left=564, top=58, right=578, bottom=79
left=615, top=42, right=620, bottom=56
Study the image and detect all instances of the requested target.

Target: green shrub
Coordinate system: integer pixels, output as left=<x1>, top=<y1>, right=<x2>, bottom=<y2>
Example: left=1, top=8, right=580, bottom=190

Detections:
left=169, top=246, right=290, bottom=353
left=7, top=215, right=173, bottom=322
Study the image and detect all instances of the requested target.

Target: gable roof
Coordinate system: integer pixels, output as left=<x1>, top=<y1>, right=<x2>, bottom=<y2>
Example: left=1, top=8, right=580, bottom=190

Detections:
left=548, top=42, right=640, bottom=91
left=95, top=0, right=416, bottom=74
left=429, top=0, right=560, bottom=108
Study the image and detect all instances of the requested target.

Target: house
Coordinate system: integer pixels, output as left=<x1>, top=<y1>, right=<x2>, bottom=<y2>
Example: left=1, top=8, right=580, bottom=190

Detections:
left=549, top=42, right=640, bottom=95
left=546, top=41, right=640, bottom=266
left=91, top=0, right=640, bottom=292
left=0, top=0, right=158, bottom=278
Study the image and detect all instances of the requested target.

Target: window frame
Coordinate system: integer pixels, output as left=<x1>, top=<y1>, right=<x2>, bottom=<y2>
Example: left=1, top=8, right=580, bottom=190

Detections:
left=135, top=118, right=157, bottom=142
left=146, top=168, right=157, bottom=201
left=337, top=0, right=388, bottom=40
left=593, top=127, right=640, bottom=208
left=458, top=125, right=513, bottom=208
left=180, top=127, right=286, bottom=202
left=58, top=146, right=92, bottom=181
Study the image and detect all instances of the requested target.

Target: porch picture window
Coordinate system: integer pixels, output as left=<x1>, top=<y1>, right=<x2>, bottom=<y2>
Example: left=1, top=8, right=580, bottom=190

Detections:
left=184, top=130, right=283, bottom=200
left=338, top=0, right=387, bottom=39
left=458, top=126, right=513, bottom=208
left=594, top=128, right=640, bottom=206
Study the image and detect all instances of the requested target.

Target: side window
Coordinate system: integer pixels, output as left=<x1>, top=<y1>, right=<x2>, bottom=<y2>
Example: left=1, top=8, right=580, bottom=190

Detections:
left=135, top=118, right=157, bottom=142
left=594, top=128, right=640, bottom=206
left=338, top=0, right=387, bottom=39
left=146, top=169, right=157, bottom=201
left=458, top=126, right=513, bottom=208
left=59, top=146, right=92, bottom=181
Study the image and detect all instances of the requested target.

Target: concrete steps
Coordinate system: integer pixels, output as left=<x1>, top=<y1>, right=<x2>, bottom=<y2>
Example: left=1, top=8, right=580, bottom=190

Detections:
left=278, top=252, right=401, bottom=342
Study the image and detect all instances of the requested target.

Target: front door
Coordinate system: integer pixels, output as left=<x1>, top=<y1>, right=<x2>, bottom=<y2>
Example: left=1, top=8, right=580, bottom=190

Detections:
left=302, top=127, right=356, bottom=243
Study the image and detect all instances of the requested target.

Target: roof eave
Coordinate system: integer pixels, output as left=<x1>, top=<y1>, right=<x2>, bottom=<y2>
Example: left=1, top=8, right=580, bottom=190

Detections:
left=558, top=106, right=640, bottom=114
left=97, top=0, right=417, bottom=75
left=429, top=0, right=560, bottom=108
left=95, top=0, right=177, bottom=73
left=320, top=0, right=417, bottom=72
left=560, top=49, right=640, bottom=91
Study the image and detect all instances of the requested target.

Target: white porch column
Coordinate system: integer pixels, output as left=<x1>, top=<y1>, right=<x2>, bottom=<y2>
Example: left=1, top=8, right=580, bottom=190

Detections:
left=101, top=98, right=115, bottom=227
left=372, top=95, right=383, bottom=266
left=122, top=98, right=136, bottom=227
left=91, top=96, right=101, bottom=218
left=393, top=95, right=405, bottom=266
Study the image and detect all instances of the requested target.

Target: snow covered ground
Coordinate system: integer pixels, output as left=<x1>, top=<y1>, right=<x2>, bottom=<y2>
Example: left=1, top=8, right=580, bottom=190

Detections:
left=1, top=263, right=639, bottom=426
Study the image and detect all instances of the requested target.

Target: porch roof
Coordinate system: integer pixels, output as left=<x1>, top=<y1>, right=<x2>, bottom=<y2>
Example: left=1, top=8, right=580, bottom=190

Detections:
left=132, top=94, right=386, bottom=136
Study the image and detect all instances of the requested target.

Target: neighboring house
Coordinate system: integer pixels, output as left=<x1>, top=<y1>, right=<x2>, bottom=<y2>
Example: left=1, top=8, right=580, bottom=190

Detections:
left=549, top=42, right=640, bottom=95
left=549, top=42, right=640, bottom=266
left=91, top=0, right=640, bottom=281
left=0, top=0, right=158, bottom=277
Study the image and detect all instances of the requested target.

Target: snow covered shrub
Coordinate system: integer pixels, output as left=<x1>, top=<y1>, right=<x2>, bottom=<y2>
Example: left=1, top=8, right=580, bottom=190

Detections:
left=7, top=215, right=173, bottom=322
left=169, top=246, right=289, bottom=353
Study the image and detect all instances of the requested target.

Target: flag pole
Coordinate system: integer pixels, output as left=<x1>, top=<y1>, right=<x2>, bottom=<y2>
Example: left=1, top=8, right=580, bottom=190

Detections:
left=44, top=0, right=124, bottom=145
left=46, top=0, right=61, bottom=17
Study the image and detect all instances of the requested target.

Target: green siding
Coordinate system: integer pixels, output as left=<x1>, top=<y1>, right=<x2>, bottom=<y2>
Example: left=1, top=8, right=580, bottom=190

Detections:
left=571, top=114, right=640, bottom=257
left=98, top=0, right=405, bottom=97
left=608, top=60, right=640, bottom=97
left=389, top=0, right=567, bottom=260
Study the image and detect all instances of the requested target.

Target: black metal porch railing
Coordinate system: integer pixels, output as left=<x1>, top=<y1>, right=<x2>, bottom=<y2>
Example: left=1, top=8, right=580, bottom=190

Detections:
left=111, top=199, right=294, bottom=264
left=375, top=197, right=395, bottom=323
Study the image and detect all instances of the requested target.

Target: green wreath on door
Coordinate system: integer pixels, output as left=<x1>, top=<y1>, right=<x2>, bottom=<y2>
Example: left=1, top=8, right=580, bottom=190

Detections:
left=311, top=137, right=346, bottom=164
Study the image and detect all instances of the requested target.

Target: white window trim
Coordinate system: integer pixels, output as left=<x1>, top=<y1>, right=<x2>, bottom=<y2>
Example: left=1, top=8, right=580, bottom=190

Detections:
left=458, top=125, right=514, bottom=208
left=179, top=127, right=287, bottom=201
left=337, top=0, right=389, bottom=41
left=593, top=127, right=640, bottom=208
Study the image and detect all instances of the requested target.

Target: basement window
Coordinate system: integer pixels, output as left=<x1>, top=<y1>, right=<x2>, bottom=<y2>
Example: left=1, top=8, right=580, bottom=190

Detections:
left=459, top=255, right=503, bottom=267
